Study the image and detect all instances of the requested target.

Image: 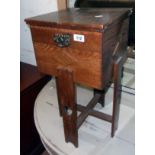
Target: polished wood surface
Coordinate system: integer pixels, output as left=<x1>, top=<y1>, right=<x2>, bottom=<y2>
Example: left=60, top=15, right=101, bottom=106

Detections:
left=57, top=68, right=78, bottom=147
left=111, top=56, right=123, bottom=137
left=26, top=8, right=130, bottom=89
left=25, top=8, right=131, bottom=32
left=102, top=18, right=129, bottom=85
left=31, top=26, right=102, bottom=89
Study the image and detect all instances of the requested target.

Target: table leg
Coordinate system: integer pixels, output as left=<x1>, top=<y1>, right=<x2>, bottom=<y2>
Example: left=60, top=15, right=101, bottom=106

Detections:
left=56, top=77, right=62, bottom=116
left=111, top=57, right=122, bottom=137
left=94, top=89, right=105, bottom=107
left=56, top=68, right=78, bottom=147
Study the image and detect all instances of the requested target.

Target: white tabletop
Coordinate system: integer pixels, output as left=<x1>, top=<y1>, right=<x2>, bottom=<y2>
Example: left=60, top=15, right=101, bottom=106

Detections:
left=34, top=77, right=134, bottom=155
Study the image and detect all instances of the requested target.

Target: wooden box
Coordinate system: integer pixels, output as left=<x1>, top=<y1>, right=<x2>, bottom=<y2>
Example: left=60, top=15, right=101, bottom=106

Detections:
left=25, top=8, right=131, bottom=90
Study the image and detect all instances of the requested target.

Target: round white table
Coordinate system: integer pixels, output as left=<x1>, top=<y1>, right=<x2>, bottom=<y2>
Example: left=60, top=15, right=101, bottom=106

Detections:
left=34, top=79, right=134, bottom=155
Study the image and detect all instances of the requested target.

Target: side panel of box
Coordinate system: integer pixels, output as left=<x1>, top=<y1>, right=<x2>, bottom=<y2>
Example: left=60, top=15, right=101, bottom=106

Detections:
left=102, top=19, right=129, bottom=87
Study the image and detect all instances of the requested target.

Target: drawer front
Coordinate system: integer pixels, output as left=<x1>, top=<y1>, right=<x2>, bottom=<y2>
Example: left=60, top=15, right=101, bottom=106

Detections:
left=30, top=26, right=103, bottom=89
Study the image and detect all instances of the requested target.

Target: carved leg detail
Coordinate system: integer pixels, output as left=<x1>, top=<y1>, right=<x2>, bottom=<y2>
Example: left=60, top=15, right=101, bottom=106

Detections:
left=56, top=68, right=78, bottom=147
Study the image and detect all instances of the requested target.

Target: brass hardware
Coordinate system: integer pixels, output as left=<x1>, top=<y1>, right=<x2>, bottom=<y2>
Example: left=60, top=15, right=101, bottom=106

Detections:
left=53, top=34, right=71, bottom=48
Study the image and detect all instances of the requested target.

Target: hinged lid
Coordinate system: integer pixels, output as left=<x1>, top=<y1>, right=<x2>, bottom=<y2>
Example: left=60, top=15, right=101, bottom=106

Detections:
left=25, top=8, right=132, bottom=32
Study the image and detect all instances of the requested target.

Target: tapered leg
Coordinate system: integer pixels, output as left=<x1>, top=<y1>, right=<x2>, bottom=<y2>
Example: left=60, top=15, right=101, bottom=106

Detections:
left=56, top=68, right=78, bottom=147
left=111, top=57, right=123, bottom=137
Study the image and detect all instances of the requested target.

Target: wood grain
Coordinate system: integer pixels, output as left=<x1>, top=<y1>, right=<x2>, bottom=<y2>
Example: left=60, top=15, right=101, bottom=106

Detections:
left=28, top=10, right=129, bottom=89
left=30, top=26, right=103, bottom=89
left=26, top=8, right=130, bottom=89
left=25, top=8, right=131, bottom=32
left=102, top=18, right=129, bottom=87
left=111, top=56, right=123, bottom=137
left=56, top=68, right=78, bottom=147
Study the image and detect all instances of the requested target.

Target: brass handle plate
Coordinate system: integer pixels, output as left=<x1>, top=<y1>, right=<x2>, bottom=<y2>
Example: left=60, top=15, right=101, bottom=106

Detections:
left=53, top=34, right=71, bottom=48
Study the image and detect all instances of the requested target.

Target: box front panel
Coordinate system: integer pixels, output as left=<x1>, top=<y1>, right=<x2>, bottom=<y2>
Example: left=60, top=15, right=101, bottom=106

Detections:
left=30, top=26, right=103, bottom=89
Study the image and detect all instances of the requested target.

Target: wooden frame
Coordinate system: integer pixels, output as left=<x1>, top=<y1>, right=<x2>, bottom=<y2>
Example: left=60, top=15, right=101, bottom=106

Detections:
left=56, top=56, right=123, bottom=147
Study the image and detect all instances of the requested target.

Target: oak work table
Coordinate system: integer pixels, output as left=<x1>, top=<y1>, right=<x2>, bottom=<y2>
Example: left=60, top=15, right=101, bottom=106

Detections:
left=25, top=8, right=132, bottom=148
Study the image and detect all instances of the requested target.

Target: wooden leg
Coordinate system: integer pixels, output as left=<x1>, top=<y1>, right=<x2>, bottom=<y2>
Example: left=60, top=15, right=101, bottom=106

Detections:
left=111, top=57, right=123, bottom=137
left=94, top=89, right=105, bottom=107
left=94, top=81, right=112, bottom=107
left=121, top=66, right=124, bottom=78
left=55, top=77, right=62, bottom=116
left=56, top=68, right=78, bottom=147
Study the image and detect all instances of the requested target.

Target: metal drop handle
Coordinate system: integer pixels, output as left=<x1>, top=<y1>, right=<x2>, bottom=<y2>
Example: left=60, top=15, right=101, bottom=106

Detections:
left=53, top=34, right=71, bottom=48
